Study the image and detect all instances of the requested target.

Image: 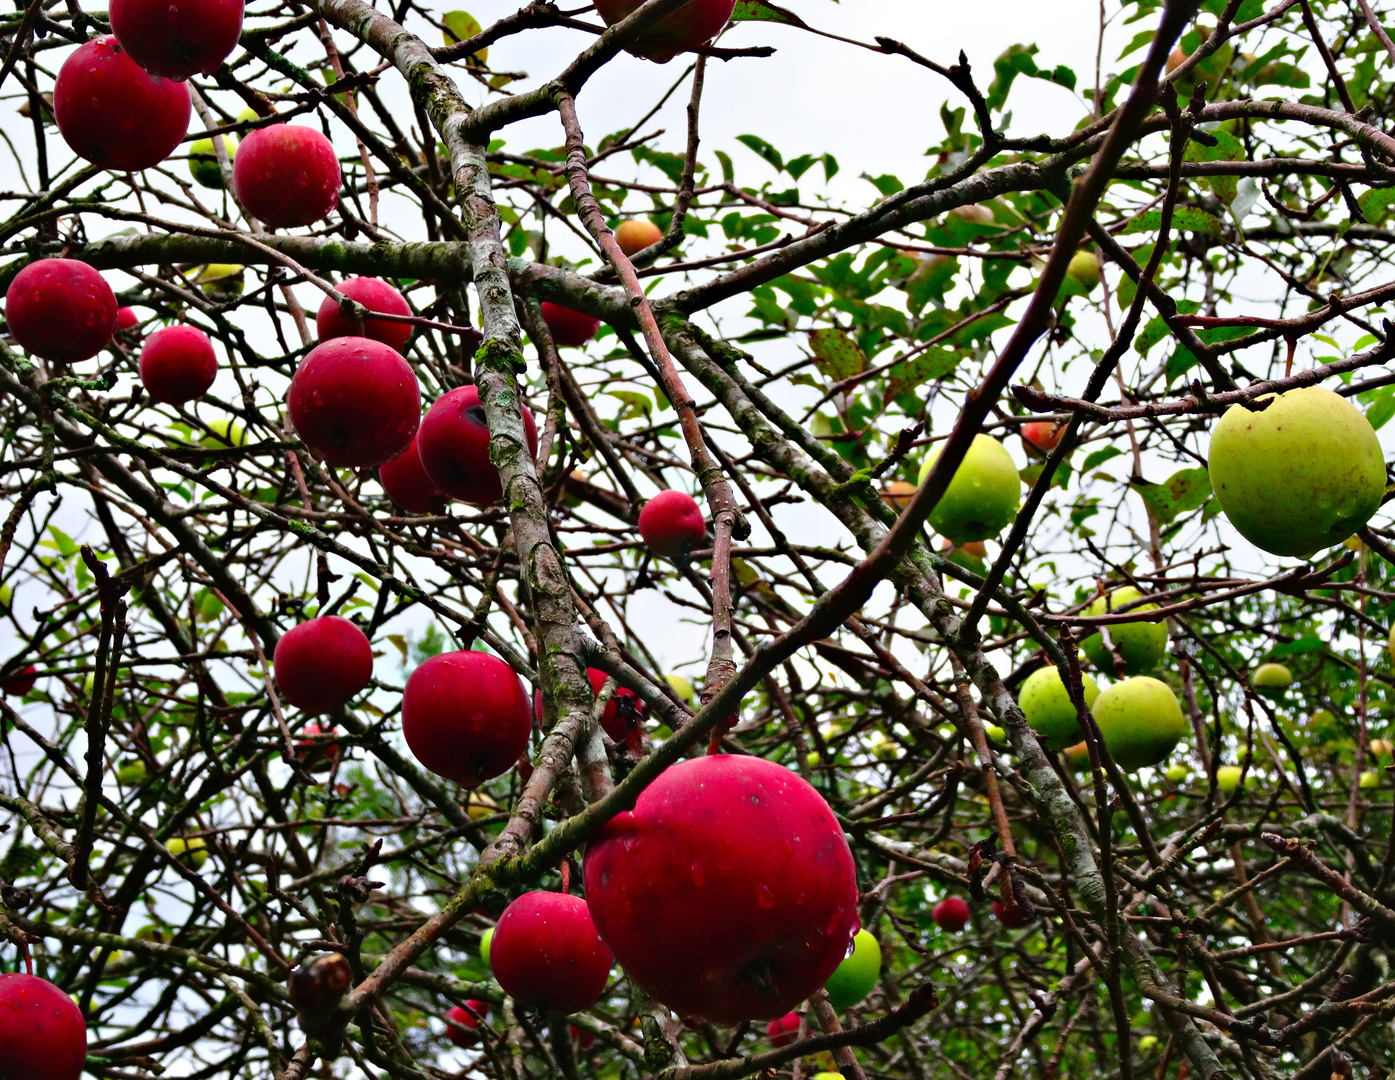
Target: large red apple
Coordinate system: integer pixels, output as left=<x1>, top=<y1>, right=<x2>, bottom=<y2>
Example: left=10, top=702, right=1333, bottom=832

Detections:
left=54, top=37, right=191, bottom=172
left=444, top=1000, right=489, bottom=1048
left=5, top=259, right=117, bottom=363
left=273, top=616, right=373, bottom=714
left=233, top=124, right=341, bottom=228
left=540, top=302, right=600, bottom=348
left=379, top=435, right=446, bottom=515
left=593, top=0, right=737, bottom=62
left=402, top=650, right=532, bottom=787
left=583, top=755, right=859, bottom=1025
left=138, top=325, right=218, bottom=404
left=417, top=385, right=538, bottom=505
left=109, top=0, right=245, bottom=80
left=490, top=892, right=612, bottom=1014
left=287, top=336, right=421, bottom=468
left=316, top=277, right=413, bottom=351
left=638, top=489, right=706, bottom=556
left=0, top=972, right=88, bottom=1080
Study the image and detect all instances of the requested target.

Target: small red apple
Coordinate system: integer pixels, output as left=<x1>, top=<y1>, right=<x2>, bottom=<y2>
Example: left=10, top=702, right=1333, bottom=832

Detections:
left=417, top=385, right=538, bottom=505
left=992, top=900, right=1033, bottom=929
left=316, top=278, right=413, bottom=351
left=638, top=489, right=706, bottom=557
left=593, top=0, right=737, bottom=62
left=583, top=755, right=860, bottom=1025
left=402, top=650, right=532, bottom=788
left=540, top=302, right=600, bottom=348
left=287, top=336, right=421, bottom=468
left=378, top=435, right=446, bottom=515
left=489, top=891, right=612, bottom=1014
left=233, top=123, right=341, bottom=228
left=586, top=667, right=646, bottom=743
left=766, top=1011, right=801, bottom=1047
left=296, top=721, right=341, bottom=771
left=0, top=663, right=36, bottom=697
left=117, top=307, right=140, bottom=330
left=1020, top=420, right=1063, bottom=455
left=0, top=972, right=88, bottom=1080
left=931, top=897, right=970, bottom=932
left=109, top=0, right=245, bottom=80
left=272, top=616, right=373, bottom=714
left=5, top=259, right=118, bottom=363
left=138, top=325, right=218, bottom=404
left=444, top=1000, right=489, bottom=1048
left=570, top=1024, right=596, bottom=1050
left=615, top=219, right=664, bottom=255
left=54, top=37, right=191, bottom=172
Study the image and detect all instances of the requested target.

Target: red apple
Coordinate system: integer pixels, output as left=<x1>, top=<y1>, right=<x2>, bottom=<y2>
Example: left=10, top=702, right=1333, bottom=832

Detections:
left=5, top=259, right=118, bottom=363
left=117, top=307, right=139, bottom=330
left=593, top=0, right=737, bottom=62
left=316, top=277, right=413, bottom=351
left=0, top=973, right=87, bottom=1080
left=931, top=897, right=970, bottom=932
left=490, top=891, right=611, bottom=1014
left=138, top=325, right=217, bottom=404
left=417, top=385, right=538, bottom=506
left=109, top=0, right=244, bottom=80
left=615, top=219, right=664, bottom=255
left=233, top=123, right=341, bottom=228
left=570, top=1025, right=596, bottom=1050
left=540, top=302, right=601, bottom=348
left=587, top=667, right=646, bottom=743
left=378, top=435, right=445, bottom=515
left=583, top=755, right=859, bottom=1025
left=54, top=37, right=191, bottom=172
left=272, top=616, right=373, bottom=714
left=444, top=1000, right=489, bottom=1048
left=638, top=489, right=706, bottom=557
left=766, top=1011, right=801, bottom=1047
left=1, top=663, right=36, bottom=697
left=287, top=336, right=421, bottom=468
left=992, top=900, right=1033, bottom=929
left=1020, top=420, right=1063, bottom=455
left=296, top=721, right=341, bottom=772
left=402, top=650, right=532, bottom=788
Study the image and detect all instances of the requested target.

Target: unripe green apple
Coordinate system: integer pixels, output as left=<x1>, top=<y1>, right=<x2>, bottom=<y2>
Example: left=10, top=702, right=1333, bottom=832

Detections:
left=1252, top=662, right=1292, bottom=698
left=1138, top=1035, right=1159, bottom=1052
left=1216, top=765, right=1246, bottom=795
left=984, top=723, right=1007, bottom=750
left=1165, top=763, right=1189, bottom=783
left=916, top=434, right=1020, bottom=544
left=0, top=582, right=11, bottom=611
left=1080, top=587, right=1168, bottom=675
left=189, top=134, right=237, bottom=190
left=166, top=836, right=208, bottom=871
left=194, top=263, right=245, bottom=297
left=1388, top=623, right=1395, bottom=665
left=1360, top=769, right=1381, bottom=790
left=665, top=673, right=694, bottom=706
left=1091, top=677, right=1185, bottom=770
left=117, top=759, right=146, bottom=785
left=1066, top=250, right=1101, bottom=292
left=1208, top=387, right=1384, bottom=558
left=824, top=929, right=881, bottom=1009
left=200, top=417, right=247, bottom=450
left=479, top=927, right=494, bottom=966
left=1018, top=666, right=1099, bottom=750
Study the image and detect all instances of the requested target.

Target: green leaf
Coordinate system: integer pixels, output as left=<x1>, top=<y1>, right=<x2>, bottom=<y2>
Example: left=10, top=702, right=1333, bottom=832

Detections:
left=608, top=390, right=652, bottom=421
left=1359, top=187, right=1395, bottom=225
left=1367, top=389, right=1395, bottom=431
left=1082, top=446, right=1125, bottom=472
left=808, top=329, right=866, bottom=381
left=731, top=0, right=807, bottom=24
left=1268, top=636, right=1325, bottom=657
left=441, top=11, right=487, bottom=63
left=736, top=133, right=783, bottom=173
left=1122, top=207, right=1225, bottom=238
left=1132, top=467, right=1212, bottom=525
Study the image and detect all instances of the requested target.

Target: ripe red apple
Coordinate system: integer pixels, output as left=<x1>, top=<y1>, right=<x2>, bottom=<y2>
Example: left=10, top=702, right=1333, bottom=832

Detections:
left=109, top=0, right=244, bottom=79
left=138, top=325, right=217, bottom=404
left=287, top=337, right=421, bottom=468
left=992, top=901, right=1033, bottom=929
left=316, top=278, right=413, bottom=351
left=766, top=1011, right=801, bottom=1047
left=0, top=972, right=88, bottom=1080
left=638, top=489, right=706, bottom=557
left=5, top=260, right=118, bottom=364
left=1020, top=420, right=1063, bottom=455
left=583, top=754, right=859, bottom=1025
left=490, top=891, right=612, bottom=1014
left=378, top=435, right=445, bottom=515
left=402, top=650, right=532, bottom=788
left=1, top=664, right=37, bottom=697
left=296, top=721, right=341, bottom=772
left=272, top=616, right=373, bottom=714
left=540, top=302, right=601, bottom=348
left=587, top=667, right=646, bottom=742
left=570, top=1025, right=596, bottom=1050
left=117, top=307, right=139, bottom=330
left=932, top=897, right=970, bottom=932
left=444, top=1000, right=489, bottom=1048
left=615, top=219, right=664, bottom=255
left=593, top=0, right=737, bottom=62
left=233, top=124, right=341, bottom=228
left=417, top=385, right=538, bottom=505
left=54, top=37, right=191, bottom=172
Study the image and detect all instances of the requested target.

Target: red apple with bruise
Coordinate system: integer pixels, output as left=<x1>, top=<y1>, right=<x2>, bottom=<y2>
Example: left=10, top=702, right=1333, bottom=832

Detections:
left=233, top=123, right=341, bottom=228
left=489, top=892, right=612, bottom=1014
left=5, top=259, right=118, bottom=363
left=417, top=385, right=538, bottom=505
left=273, top=616, right=372, bottom=714
left=316, top=277, right=413, bottom=351
left=0, top=972, right=88, bottom=1080
left=138, top=325, right=218, bottom=404
left=287, top=336, right=421, bottom=468
left=109, top=0, right=245, bottom=80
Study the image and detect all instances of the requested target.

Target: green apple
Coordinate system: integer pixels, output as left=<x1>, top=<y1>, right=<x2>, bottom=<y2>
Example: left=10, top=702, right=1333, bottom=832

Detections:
left=1066, top=250, right=1101, bottom=292
left=166, top=836, right=208, bottom=871
left=1208, top=387, right=1384, bottom=558
left=1370, top=738, right=1392, bottom=758
left=1360, top=769, right=1381, bottom=790
left=916, top=434, right=1020, bottom=544
left=1138, top=1035, right=1159, bottom=1052
left=194, top=263, right=245, bottom=297
left=1091, top=676, right=1185, bottom=770
left=200, top=417, right=247, bottom=450
left=811, top=1074, right=845, bottom=1080
left=117, top=759, right=146, bottom=785
left=479, top=927, right=494, bottom=966
left=189, top=134, right=237, bottom=190
left=946, top=203, right=996, bottom=227
left=1165, top=763, right=1189, bottom=783
left=0, top=582, right=11, bottom=611
left=1080, top=587, right=1169, bottom=675
left=1061, top=741, right=1090, bottom=771
left=984, top=723, right=1008, bottom=750
left=1252, top=662, right=1292, bottom=698
left=1216, top=765, right=1246, bottom=795
left=824, top=929, right=881, bottom=1009
left=1018, top=666, right=1099, bottom=750
left=665, top=673, right=694, bottom=706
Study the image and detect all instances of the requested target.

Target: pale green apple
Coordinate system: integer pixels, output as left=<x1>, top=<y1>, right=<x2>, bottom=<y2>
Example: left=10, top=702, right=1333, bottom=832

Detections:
left=0, top=582, right=11, bottom=611
left=1360, top=769, right=1381, bottom=790
left=1370, top=738, right=1392, bottom=758
left=984, top=723, right=1007, bottom=750
left=117, top=759, right=147, bottom=785
left=1208, top=387, right=1384, bottom=558
left=916, top=434, right=1020, bottom=544
left=1388, top=623, right=1395, bottom=665
left=824, top=929, right=881, bottom=1010
left=200, top=417, right=247, bottom=450
left=194, top=263, right=245, bottom=297
left=1138, top=1035, right=1159, bottom=1052
left=1066, top=250, right=1101, bottom=292
left=1091, top=676, right=1185, bottom=770
left=665, top=673, right=694, bottom=706
left=1252, top=662, right=1292, bottom=699
left=1080, top=587, right=1169, bottom=675
left=1018, top=666, right=1099, bottom=750
left=1216, top=765, right=1246, bottom=795
left=479, top=927, right=494, bottom=966
left=166, top=836, right=208, bottom=871
left=1165, top=763, right=1189, bottom=783
left=188, top=134, right=237, bottom=190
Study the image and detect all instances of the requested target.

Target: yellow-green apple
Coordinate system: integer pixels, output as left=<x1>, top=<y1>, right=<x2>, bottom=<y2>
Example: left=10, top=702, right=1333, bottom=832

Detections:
left=1018, top=665, right=1099, bottom=750
left=1081, top=587, right=1168, bottom=675
left=1091, top=676, right=1186, bottom=770
left=917, top=434, right=1020, bottom=544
